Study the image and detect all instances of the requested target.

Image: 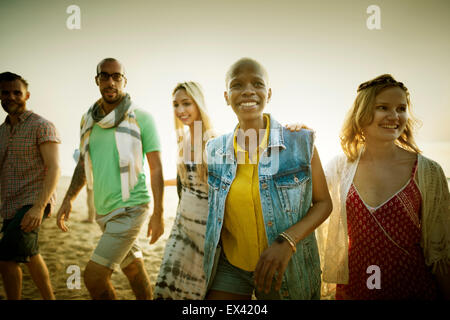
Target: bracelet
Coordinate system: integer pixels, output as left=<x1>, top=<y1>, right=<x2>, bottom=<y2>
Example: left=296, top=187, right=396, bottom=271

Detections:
left=279, top=232, right=296, bottom=253
left=281, top=232, right=296, bottom=246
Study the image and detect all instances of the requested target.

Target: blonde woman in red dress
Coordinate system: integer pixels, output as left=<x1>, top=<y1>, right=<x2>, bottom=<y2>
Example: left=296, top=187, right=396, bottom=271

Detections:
left=318, top=74, right=450, bottom=300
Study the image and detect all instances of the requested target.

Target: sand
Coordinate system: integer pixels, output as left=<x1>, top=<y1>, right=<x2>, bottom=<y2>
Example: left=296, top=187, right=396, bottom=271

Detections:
left=0, top=176, right=338, bottom=300
left=0, top=176, right=179, bottom=300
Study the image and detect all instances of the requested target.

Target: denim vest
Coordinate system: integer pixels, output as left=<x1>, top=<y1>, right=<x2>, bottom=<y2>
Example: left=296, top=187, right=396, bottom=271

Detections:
left=204, top=113, right=321, bottom=299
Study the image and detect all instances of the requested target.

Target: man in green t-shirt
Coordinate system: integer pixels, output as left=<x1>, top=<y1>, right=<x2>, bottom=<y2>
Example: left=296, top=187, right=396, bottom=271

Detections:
left=56, top=58, right=164, bottom=300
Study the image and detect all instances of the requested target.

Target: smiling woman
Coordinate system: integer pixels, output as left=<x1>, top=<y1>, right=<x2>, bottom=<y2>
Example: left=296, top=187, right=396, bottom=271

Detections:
left=204, top=57, right=333, bottom=300
left=224, top=58, right=271, bottom=128
left=364, top=87, right=409, bottom=143
left=340, top=74, right=421, bottom=162
left=154, top=81, right=216, bottom=300
left=173, top=88, right=201, bottom=128
left=318, top=74, right=450, bottom=300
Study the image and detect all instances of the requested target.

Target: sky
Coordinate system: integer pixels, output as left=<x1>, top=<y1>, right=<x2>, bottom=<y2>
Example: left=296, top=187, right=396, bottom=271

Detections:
left=1, top=0, right=449, bottom=178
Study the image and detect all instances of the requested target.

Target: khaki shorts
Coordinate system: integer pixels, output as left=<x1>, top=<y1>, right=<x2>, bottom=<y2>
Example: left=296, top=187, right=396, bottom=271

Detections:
left=91, top=203, right=149, bottom=270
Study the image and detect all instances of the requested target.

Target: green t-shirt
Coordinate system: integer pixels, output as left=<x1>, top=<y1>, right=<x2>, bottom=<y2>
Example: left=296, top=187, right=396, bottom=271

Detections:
left=88, top=109, right=161, bottom=215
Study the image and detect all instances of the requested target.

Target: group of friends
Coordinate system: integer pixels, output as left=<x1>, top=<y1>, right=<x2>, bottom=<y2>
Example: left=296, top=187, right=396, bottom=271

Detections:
left=0, top=57, right=448, bottom=300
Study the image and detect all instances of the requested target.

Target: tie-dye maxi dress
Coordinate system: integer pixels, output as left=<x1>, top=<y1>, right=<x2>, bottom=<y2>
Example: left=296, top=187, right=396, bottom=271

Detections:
left=154, top=163, right=208, bottom=299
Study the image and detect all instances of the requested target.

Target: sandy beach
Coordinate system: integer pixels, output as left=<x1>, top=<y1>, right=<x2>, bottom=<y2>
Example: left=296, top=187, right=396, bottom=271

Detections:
left=0, top=176, right=179, bottom=300
left=6, top=175, right=445, bottom=300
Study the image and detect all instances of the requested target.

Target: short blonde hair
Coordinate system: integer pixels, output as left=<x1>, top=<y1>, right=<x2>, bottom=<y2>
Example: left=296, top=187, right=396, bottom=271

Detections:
left=340, top=74, right=421, bottom=161
left=173, top=82, right=216, bottom=183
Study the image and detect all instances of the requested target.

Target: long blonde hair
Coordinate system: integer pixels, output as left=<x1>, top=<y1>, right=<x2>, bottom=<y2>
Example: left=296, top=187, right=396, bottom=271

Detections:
left=173, top=82, right=215, bottom=183
left=340, top=74, right=421, bottom=161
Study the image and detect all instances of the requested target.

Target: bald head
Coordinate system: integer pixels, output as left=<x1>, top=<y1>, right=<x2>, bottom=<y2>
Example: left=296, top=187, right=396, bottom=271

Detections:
left=225, top=57, right=269, bottom=89
left=96, top=58, right=126, bottom=76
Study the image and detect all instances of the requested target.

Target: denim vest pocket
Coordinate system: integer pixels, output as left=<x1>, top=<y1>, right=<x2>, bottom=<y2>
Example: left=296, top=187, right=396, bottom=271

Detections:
left=273, top=170, right=309, bottom=216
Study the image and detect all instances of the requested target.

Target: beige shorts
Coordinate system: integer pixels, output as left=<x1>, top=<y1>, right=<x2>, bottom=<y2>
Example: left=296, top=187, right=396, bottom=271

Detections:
left=91, top=203, right=149, bottom=270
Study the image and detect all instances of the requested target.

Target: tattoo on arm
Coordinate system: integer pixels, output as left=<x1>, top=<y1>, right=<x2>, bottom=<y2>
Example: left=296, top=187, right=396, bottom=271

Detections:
left=65, top=157, right=87, bottom=201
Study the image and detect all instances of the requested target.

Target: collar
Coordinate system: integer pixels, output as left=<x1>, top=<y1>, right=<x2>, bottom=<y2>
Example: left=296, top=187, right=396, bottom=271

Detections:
left=233, top=114, right=270, bottom=164
left=216, top=113, right=286, bottom=161
left=5, top=110, right=33, bottom=125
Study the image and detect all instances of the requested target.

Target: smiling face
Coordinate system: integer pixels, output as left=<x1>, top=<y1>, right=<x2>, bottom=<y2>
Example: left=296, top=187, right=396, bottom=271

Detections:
left=95, top=60, right=127, bottom=105
left=173, top=88, right=201, bottom=128
left=224, top=62, right=272, bottom=124
left=363, top=86, right=409, bottom=143
left=0, top=79, right=29, bottom=116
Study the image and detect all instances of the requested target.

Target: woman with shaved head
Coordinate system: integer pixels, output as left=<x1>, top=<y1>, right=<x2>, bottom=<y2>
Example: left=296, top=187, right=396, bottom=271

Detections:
left=203, top=58, right=332, bottom=300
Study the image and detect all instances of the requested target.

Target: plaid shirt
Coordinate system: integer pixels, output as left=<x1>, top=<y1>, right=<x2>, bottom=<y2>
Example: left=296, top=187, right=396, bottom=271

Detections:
left=0, top=110, right=61, bottom=219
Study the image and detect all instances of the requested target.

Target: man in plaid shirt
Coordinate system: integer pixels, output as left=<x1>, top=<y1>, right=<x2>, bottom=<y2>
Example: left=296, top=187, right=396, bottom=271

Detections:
left=0, top=72, right=60, bottom=300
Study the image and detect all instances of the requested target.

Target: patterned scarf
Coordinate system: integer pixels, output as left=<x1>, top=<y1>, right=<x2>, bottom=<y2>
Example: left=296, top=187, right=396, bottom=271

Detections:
left=80, top=93, right=143, bottom=201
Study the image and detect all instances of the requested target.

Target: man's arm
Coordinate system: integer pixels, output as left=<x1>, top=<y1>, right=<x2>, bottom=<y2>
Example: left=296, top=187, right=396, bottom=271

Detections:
left=146, top=151, right=164, bottom=244
left=56, top=155, right=87, bottom=231
left=20, top=142, right=61, bottom=232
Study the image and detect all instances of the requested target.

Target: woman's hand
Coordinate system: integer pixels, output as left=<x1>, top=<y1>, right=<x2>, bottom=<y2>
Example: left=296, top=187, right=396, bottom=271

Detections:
left=254, top=241, right=294, bottom=294
left=284, top=123, right=312, bottom=132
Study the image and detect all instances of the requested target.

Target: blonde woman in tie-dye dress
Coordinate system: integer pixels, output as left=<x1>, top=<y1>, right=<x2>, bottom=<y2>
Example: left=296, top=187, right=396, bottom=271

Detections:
left=154, top=82, right=215, bottom=299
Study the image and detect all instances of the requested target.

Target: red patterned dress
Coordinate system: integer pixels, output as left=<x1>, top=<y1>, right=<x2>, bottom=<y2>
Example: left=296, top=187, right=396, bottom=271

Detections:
left=336, top=160, right=438, bottom=300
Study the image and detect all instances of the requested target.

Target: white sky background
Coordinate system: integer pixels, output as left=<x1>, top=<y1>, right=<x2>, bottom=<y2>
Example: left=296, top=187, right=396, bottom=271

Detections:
left=1, top=0, right=449, bottom=178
